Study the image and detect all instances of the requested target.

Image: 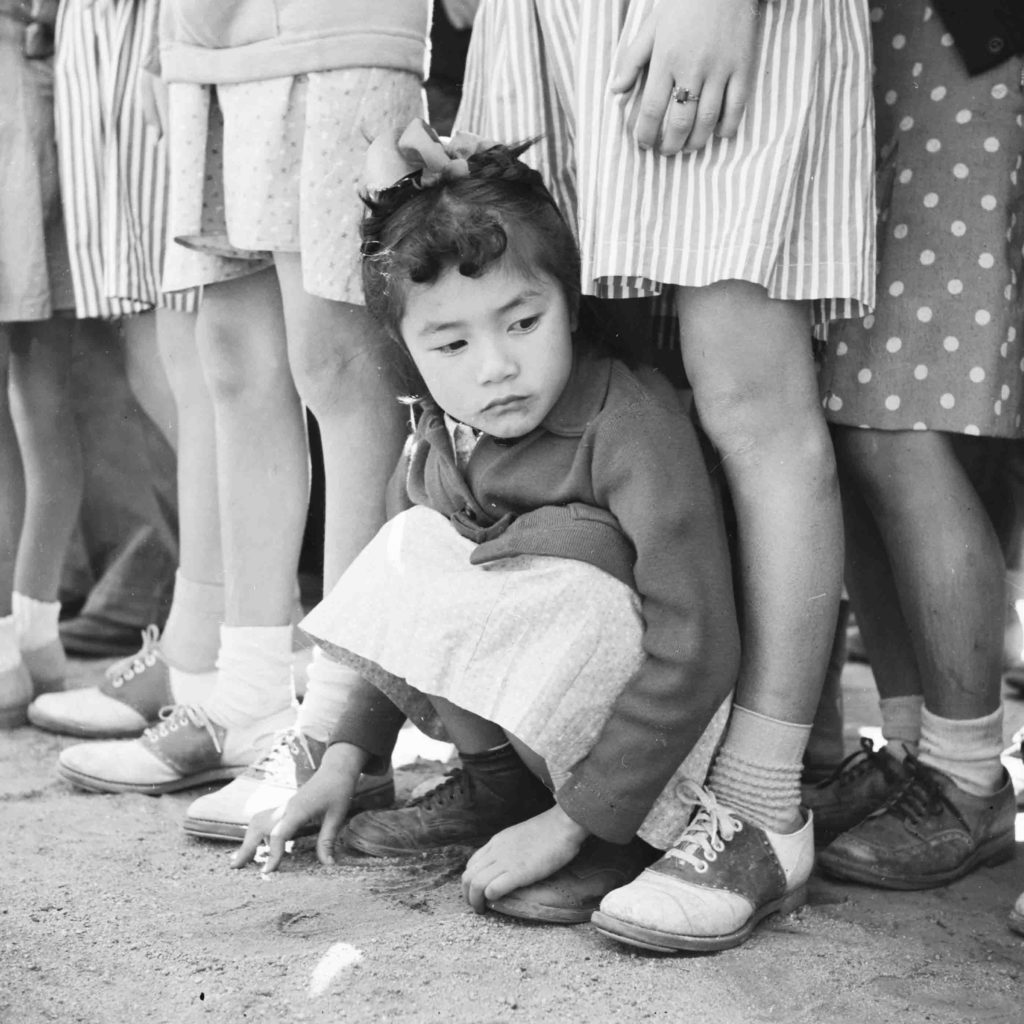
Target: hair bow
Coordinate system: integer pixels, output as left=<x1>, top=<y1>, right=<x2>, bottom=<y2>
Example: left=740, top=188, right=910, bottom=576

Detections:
left=362, top=118, right=496, bottom=194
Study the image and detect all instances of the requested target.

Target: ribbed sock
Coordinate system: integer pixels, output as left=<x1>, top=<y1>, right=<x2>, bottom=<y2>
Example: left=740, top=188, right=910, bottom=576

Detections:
left=0, top=616, right=22, bottom=671
left=12, top=592, right=60, bottom=651
left=201, top=624, right=294, bottom=729
left=708, top=705, right=810, bottom=833
left=879, top=694, right=923, bottom=760
left=295, top=646, right=363, bottom=744
left=160, top=571, right=224, bottom=673
left=918, top=706, right=1004, bottom=797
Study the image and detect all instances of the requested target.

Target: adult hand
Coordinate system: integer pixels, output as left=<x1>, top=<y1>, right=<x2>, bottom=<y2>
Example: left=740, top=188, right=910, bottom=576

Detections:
left=610, top=0, right=761, bottom=155
left=231, top=742, right=369, bottom=875
left=461, top=804, right=588, bottom=913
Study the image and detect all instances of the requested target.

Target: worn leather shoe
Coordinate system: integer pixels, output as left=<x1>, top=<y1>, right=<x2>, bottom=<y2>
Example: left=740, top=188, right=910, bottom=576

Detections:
left=344, top=744, right=553, bottom=856
left=488, top=836, right=661, bottom=924
left=802, top=738, right=911, bottom=846
left=818, top=758, right=1015, bottom=890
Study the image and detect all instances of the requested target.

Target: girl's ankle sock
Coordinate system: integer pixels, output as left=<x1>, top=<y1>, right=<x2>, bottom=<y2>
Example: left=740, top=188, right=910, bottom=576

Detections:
left=295, top=646, right=362, bottom=744
left=160, top=572, right=224, bottom=673
left=708, top=704, right=811, bottom=834
left=879, top=694, right=923, bottom=760
left=201, top=624, right=295, bottom=729
left=918, top=706, right=1004, bottom=797
left=0, top=615, right=22, bottom=671
left=11, top=592, right=60, bottom=652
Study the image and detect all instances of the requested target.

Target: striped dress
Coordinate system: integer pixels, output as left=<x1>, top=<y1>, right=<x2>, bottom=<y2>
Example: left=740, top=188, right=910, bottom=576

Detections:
left=55, top=0, right=196, bottom=318
left=456, top=0, right=876, bottom=326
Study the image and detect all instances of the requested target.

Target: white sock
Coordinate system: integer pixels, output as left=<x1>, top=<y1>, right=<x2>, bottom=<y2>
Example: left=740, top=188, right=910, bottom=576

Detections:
left=918, top=706, right=1004, bottom=797
left=0, top=615, right=22, bottom=671
left=295, top=645, right=363, bottom=744
left=161, top=571, right=224, bottom=673
left=879, top=694, right=923, bottom=760
left=12, top=592, right=61, bottom=651
left=708, top=705, right=810, bottom=833
left=201, top=624, right=294, bottom=729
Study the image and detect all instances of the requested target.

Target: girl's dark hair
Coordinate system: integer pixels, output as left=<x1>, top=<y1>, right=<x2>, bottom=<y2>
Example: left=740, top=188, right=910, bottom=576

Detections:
left=360, top=142, right=584, bottom=396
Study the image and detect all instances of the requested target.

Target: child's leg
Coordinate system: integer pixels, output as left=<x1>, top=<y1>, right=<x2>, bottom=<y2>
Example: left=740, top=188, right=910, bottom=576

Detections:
left=0, top=329, right=31, bottom=727
left=121, top=310, right=178, bottom=452
left=8, top=320, right=83, bottom=604
left=819, top=427, right=1013, bottom=888
left=676, top=280, right=840, bottom=829
left=273, top=255, right=407, bottom=742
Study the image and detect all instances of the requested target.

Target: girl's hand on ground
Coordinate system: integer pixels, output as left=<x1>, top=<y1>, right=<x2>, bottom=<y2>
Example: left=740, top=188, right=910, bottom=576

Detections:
left=231, top=743, right=367, bottom=874
left=610, top=0, right=761, bottom=155
left=461, top=805, right=589, bottom=913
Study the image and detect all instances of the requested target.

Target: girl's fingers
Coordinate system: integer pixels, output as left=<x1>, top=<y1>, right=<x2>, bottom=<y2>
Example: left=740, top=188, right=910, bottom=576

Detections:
left=482, top=870, right=519, bottom=904
left=315, top=806, right=346, bottom=866
left=658, top=81, right=705, bottom=156
left=716, top=71, right=751, bottom=140
left=610, top=19, right=655, bottom=94
left=683, top=79, right=726, bottom=153
left=231, top=825, right=267, bottom=868
left=633, top=63, right=677, bottom=151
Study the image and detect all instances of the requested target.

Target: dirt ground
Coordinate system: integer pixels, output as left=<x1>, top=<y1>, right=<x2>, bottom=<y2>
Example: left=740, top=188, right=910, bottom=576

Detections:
left=3, top=660, right=1024, bottom=1024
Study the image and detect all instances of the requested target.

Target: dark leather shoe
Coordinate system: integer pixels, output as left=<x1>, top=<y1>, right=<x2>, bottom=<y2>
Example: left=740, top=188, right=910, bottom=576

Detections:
left=818, top=758, right=1016, bottom=889
left=488, top=836, right=660, bottom=924
left=802, top=738, right=911, bottom=846
left=343, top=745, right=553, bottom=856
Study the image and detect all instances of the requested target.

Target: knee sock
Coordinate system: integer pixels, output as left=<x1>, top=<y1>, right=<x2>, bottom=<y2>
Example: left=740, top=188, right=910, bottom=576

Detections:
left=918, top=706, right=1004, bottom=797
left=160, top=571, right=223, bottom=673
left=708, top=705, right=810, bottom=834
left=12, top=592, right=60, bottom=651
left=295, top=646, right=363, bottom=745
left=0, top=616, right=22, bottom=671
left=201, top=624, right=294, bottom=729
left=879, top=694, right=923, bottom=760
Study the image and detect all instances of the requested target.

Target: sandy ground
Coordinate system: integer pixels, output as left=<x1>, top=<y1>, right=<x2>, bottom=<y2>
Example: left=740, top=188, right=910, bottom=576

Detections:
left=3, top=661, right=1024, bottom=1024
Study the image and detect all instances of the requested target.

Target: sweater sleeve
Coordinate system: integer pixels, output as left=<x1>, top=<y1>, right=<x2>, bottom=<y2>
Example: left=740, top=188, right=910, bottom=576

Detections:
left=325, top=672, right=406, bottom=775
left=554, top=399, right=740, bottom=843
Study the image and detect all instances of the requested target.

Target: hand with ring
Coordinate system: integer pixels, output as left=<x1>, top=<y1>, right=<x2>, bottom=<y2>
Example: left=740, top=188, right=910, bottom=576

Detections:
left=610, top=0, right=762, bottom=156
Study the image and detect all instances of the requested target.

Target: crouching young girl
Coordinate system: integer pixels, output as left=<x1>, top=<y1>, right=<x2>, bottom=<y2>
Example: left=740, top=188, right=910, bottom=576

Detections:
left=233, top=121, right=740, bottom=927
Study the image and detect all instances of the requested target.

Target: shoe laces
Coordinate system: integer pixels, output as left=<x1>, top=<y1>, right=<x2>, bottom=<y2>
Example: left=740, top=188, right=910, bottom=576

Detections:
left=884, top=757, right=948, bottom=825
left=664, top=781, right=744, bottom=874
left=105, top=624, right=162, bottom=686
left=249, top=730, right=313, bottom=780
left=144, top=704, right=222, bottom=755
left=408, top=768, right=471, bottom=810
left=811, top=736, right=879, bottom=791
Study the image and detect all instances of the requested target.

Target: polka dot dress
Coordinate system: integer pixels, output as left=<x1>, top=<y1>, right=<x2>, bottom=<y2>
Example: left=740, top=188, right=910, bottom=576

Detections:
left=820, top=0, right=1024, bottom=438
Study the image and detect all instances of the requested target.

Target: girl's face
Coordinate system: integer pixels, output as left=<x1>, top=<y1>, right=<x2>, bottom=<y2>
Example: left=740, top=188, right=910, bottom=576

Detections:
left=399, top=260, right=574, bottom=438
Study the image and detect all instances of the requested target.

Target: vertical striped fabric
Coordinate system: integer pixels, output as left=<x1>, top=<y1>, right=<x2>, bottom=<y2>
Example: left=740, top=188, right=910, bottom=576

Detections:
left=457, top=0, right=876, bottom=324
left=55, top=0, right=196, bottom=318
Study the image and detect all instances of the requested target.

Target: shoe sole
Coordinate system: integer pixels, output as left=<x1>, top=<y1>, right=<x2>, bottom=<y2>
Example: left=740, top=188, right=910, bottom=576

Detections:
left=27, top=705, right=147, bottom=740
left=58, top=762, right=245, bottom=796
left=817, top=832, right=1016, bottom=890
left=0, top=704, right=29, bottom=730
left=343, top=829, right=490, bottom=858
left=590, top=884, right=808, bottom=953
left=487, top=896, right=593, bottom=925
left=181, top=779, right=398, bottom=841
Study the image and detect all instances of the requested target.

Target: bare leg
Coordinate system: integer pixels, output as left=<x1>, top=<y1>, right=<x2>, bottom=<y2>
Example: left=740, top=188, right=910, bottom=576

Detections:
left=677, top=280, right=841, bottom=724
left=835, top=427, right=1003, bottom=719
left=8, top=320, right=83, bottom=600
left=274, top=254, right=406, bottom=592
left=0, top=329, right=23, bottom=618
left=195, top=270, right=306, bottom=628
left=428, top=695, right=507, bottom=753
left=122, top=310, right=178, bottom=452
